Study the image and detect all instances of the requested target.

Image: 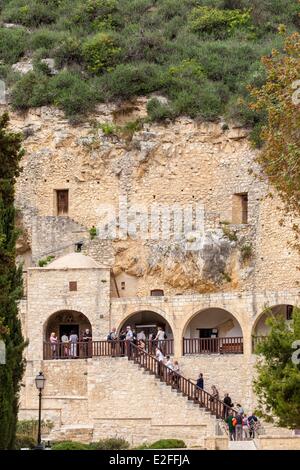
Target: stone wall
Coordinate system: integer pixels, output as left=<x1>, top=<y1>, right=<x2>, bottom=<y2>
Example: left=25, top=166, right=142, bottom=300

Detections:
left=20, top=357, right=217, bottom=447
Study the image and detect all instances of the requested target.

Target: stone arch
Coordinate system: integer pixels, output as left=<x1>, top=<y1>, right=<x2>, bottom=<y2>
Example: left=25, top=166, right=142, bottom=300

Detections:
left=44, top=309, right=92, bottom=342
left=251, top=304, right=296, bottom=347
left=182, top=307, right=244, bottom=354
left=117, top=310, right=174, bottom=340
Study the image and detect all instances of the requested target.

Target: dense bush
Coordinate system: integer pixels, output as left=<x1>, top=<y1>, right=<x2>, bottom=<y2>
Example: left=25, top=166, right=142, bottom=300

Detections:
left=49, top=71, right=98, bottom=121
left=188, top=6, right=252, bottom=38
left=71, top=0, right=119, bottom=31
left=11, top=71, right=52, bottom=110
left=14, top=434, right=36, bottom=449
left=99, top=62, right=164, bottom=100
left=2, top=0, right=58, bottom=27
left=0, top=27, right=29, bottom=64
left=53, top=34, right=83, bottom=68
left=51, top=438, right=130, bottom=450
left=82, top=32, right=120, bottom=73
left=137, top=439, right=186, bottom=449
left=52, top=441, right=89, bottom=450
left=89, top=438, right=130, bottom=450
left=147, top=98, right=175, bottom=121
left=1, top=0, right=299, bottom=123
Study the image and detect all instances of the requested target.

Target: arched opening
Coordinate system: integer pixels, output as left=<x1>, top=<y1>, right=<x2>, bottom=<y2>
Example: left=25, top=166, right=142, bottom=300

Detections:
left=252, top=304, right=295, bottom=352
left=44, top=310, right=92, bottom=359
left=118, top=310, right=174, bottom=355
left=183, top=307, right=243, bottom=355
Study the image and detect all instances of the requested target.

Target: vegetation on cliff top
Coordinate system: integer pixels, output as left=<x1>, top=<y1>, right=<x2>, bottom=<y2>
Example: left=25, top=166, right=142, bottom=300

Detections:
left=0, top=0, right=299, bottom=123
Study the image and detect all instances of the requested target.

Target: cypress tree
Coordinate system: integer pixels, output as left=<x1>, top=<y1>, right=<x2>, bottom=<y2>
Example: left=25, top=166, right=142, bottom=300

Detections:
left=0, top=112, right=26, bottom=449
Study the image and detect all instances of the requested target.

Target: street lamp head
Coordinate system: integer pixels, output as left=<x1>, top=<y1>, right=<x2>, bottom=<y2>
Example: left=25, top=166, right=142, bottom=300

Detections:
left=35, top=371, right=46, bottom=390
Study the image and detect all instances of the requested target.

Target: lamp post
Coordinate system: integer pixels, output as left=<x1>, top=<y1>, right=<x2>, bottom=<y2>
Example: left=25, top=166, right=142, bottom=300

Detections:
left=34, top=371, right=46, bottom=450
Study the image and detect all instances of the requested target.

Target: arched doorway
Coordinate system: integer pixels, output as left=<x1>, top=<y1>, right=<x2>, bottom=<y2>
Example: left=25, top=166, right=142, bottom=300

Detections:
left=183, top=307, right=243, bottom=355
left=252, top=304, right=295, bottom=352
left=44, top=310, right=92, bottom=359
left=118, top=310, right=174, bottom=355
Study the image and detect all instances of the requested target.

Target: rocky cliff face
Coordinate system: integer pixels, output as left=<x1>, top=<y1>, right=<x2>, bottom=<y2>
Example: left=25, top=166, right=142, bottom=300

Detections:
left=3, top=98, right=266, bottom=294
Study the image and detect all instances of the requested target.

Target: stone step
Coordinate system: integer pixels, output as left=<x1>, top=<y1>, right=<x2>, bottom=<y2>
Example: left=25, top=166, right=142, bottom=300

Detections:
left=228, top=440, right=257, bottom=450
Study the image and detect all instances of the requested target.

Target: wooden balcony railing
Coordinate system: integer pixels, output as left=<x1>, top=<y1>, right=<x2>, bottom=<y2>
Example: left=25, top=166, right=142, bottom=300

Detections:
left=127, top=343, right=237, bottom=420
left=252, top=335, right=267, bottom=353
left=43, top=341, right=93, bottom=360
left=183, top=337, right=243, bottom=355
left=43, top=339, right=174, bottom=360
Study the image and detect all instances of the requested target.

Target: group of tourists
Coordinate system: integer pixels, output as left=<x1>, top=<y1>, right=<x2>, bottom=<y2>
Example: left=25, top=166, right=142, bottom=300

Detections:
left=191, top=375, right=260, bottom=441
left=49, top=329, right=92, bottom=358
left=107, top=325, right=168, bottom=356
left=225, top=409, right=260, bottom=441
left=222, top=391, right=260, bottom=440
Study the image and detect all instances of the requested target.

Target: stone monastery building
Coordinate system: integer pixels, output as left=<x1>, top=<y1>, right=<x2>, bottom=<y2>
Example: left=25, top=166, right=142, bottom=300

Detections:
left=9, top=100, right=299, bottom=446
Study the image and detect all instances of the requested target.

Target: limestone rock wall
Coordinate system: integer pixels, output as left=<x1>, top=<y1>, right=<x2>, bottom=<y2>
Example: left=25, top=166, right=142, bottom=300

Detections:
left=5, top=100, right=298, bottom=296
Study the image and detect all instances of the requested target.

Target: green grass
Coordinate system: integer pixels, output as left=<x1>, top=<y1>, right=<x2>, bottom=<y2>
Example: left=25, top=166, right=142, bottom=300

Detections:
left=0, top=0, right=299, bottom=123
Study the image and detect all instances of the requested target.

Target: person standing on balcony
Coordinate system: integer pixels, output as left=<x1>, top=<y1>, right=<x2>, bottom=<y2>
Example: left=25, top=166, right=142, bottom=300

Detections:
left=137, top=330, right=146, bottom=342
left=125, top=325, right=133, bottom=358
left=61, top=332, right=69, bottom=358
left=107, top=327, right=118, bottom=357
left=83, top=328, right=92, bottom=358
left=69, top=330, right=78, bottom=358
left=50, top=332, right=58, bottom=359
left=155, top=326, right=166, bottom=353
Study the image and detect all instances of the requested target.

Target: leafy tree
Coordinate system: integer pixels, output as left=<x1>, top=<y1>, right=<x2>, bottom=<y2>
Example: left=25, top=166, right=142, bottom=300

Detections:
left=249, top=32, right=300, bottom=240
left=254, top=307, right=300, bottom=428
left=0, top=113, right=26, bottom=449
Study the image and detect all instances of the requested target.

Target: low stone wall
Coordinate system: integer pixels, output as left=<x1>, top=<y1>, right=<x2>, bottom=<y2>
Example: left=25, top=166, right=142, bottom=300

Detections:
left=204, top=437, right=229, bottom=450
left=255, top=437, right=300, bottom=450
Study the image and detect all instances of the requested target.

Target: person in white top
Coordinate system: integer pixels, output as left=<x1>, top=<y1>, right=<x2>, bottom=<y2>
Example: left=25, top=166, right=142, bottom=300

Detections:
left=155, top=347, right=165, bottom=376
left=137, top=330, right=146, bottom=342
left=155, top=327, right=166, bottom=352
left=165, top=355, right=174, bottom=370
left=165, top=355, right=174, bottom=384
left=125, top=326, right=133, bottom=357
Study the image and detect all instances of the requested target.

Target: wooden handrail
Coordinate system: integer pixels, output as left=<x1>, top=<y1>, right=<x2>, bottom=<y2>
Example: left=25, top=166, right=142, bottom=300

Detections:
left=127, top=342, right=237, bottom=419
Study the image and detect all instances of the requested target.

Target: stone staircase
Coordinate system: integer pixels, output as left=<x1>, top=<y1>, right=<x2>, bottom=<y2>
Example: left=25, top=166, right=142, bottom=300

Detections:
left=45, top=353, right=292, bottom=448
left=90, top=357, right=218, bottom=448
left=48, top=356, right=219, bottom=447
left=229, top=440, right=257, bottom=450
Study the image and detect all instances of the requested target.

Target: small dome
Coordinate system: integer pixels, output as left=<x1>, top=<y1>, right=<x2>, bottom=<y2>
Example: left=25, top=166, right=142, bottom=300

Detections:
left=47, top=253, right=100, bottom=269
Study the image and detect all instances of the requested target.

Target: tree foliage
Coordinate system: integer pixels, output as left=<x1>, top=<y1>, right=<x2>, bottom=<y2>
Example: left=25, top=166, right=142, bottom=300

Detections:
left=0, top=112, right=26, bottom=449
left=254, top=307, right=300, bottom=428
left=250, top=33, right=300, bottom=231
left=0, top=0, right=299, bottom=122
